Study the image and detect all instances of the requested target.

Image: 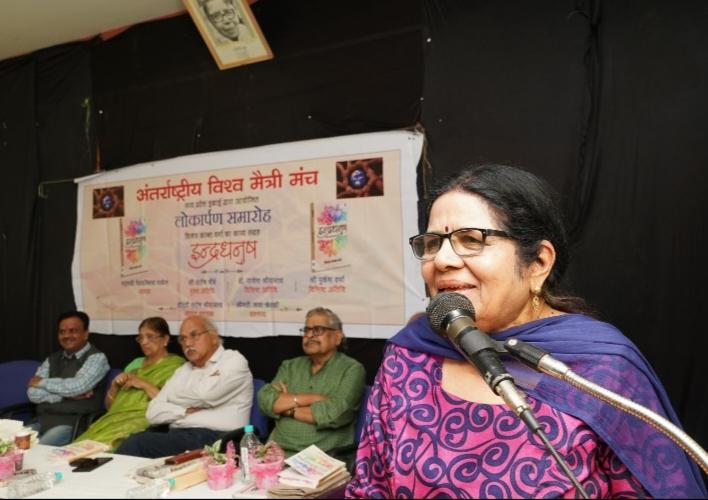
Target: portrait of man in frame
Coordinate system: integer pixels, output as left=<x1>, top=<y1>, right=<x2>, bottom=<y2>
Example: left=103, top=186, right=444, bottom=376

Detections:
left=183, top=0, right=273, bottom=70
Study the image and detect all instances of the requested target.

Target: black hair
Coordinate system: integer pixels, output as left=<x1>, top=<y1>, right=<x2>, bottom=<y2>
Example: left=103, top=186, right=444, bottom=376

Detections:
left=427, top=164, right=591, bottom=314
left=138, top=316, right=171, bottom=337
left=56, top=310, right=90, bottom=331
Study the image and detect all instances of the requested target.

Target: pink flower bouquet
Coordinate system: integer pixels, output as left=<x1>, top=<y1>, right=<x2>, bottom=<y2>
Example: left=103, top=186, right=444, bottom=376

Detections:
left=250, top=441, right=285, bottom=490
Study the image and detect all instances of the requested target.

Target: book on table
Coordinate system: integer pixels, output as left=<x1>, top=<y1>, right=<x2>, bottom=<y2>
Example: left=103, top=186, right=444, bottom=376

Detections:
left=132, top=454, right=208, bottom=491
left=268, top=445, right=350, bottom=497
left=268, top=469, right=350, bottom=498
left=50, top=440, right=109, bottom=462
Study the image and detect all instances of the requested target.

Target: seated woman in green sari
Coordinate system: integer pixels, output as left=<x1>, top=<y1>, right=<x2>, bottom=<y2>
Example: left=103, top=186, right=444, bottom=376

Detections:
left=74, top=317, right=185, bottom=450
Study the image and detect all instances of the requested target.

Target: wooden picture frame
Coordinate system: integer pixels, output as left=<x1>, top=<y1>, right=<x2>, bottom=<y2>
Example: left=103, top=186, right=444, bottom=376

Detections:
left=183, top=0, right=273, bottom=70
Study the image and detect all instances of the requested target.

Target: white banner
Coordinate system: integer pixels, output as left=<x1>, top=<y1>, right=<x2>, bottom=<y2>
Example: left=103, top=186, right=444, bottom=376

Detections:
left=73, top=130, right=426, bottom=338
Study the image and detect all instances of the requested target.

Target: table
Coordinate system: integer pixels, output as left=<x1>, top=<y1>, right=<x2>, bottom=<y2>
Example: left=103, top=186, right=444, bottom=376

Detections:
left=0, top=445, right=267, bottom=498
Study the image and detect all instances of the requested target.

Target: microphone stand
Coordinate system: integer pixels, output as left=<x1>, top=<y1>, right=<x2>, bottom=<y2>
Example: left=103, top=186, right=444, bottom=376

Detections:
left=503, top=338, right=708, bottom=475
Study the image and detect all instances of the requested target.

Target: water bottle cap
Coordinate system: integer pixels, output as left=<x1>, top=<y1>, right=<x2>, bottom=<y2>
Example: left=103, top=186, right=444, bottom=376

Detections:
left=167, top=478, right=176, bottom=488
left=245, top=424, right=254, bottom=433
left=54, top=471, right=63, bottom=482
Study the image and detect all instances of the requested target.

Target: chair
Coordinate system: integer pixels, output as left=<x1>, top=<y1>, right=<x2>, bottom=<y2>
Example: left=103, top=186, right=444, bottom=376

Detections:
left=219, top=378, right=271, bottom=452
left=250, top=378, right=269, bottom=440
left=354, top=385, right=372, bottom=443
left=0, top=360, right=40, bottom=423
left=324, top=384, right=372, bottom=472
left=70, top=367, right=122, bottom=440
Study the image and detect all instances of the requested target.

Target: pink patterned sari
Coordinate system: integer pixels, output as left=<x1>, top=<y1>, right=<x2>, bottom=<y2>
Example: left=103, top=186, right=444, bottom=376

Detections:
left=346, top=344, right=649, bottom=498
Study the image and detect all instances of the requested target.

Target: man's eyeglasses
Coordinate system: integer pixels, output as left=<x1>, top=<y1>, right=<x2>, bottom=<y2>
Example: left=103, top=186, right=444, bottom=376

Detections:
left=299, top=326, right=336, bottom=337
left=409, top=227, right=512, bottom=260
left=177, top=329, right=211, bottom=345
left=208, top=9, right=236, bottom=23
left=135, top=334, right=161, bottom=344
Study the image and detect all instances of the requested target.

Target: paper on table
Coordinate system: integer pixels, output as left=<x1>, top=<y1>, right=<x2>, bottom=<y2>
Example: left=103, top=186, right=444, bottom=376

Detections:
left=231, top=478, right=268, bottom=499
left=0, top=419, right=23, bottom=441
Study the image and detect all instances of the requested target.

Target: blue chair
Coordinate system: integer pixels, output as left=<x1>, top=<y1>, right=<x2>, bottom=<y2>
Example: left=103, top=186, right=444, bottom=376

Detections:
left=219, top=378, right=271, bottom=452
left=104, top=367, right=122, bottom=400
left=70, top=366, right=123, bottom=440
left=324, top=384, right=372, bottom=472
left=0, top=360, right=40, bottom=423
left=250, top=378, right=269, bottom=440
left=354, top=385, right=372, bottom=443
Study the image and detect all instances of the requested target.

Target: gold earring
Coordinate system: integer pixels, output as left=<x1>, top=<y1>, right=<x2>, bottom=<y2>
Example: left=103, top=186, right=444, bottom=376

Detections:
left=532, top=287, right=541, bottom=314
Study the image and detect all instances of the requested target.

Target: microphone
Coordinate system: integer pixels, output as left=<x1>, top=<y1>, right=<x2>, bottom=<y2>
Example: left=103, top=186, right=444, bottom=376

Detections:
left=426, top=292, right=533, bottom=421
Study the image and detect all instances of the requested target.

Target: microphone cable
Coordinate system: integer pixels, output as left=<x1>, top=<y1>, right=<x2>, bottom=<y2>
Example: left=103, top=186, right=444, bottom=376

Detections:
left=521, top=412, right=590, bottom=500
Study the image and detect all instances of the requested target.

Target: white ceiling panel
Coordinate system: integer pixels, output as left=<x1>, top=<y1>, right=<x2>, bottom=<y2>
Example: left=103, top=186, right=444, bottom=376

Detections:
left=0, top=0, right=185, bottom=62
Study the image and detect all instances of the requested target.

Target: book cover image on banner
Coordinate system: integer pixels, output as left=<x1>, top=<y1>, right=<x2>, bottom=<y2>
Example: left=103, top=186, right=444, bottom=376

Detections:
left=311, top=201, right=349, bottom=273
left=72, top=131, right=426, bottom=338
left=120, top=217, right=148, bottom=277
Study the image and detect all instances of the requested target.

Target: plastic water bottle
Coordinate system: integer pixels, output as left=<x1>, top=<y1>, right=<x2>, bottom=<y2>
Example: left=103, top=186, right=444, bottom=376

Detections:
left=125, top=478, right=175, bottom=499
left=239, top=424, right=261, bottom=483
left=7, top=471, right=63, bottom=498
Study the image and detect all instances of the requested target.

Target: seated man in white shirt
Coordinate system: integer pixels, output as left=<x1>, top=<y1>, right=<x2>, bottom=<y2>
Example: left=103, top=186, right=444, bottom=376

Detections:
left=115, top=315, right=253, bottom=458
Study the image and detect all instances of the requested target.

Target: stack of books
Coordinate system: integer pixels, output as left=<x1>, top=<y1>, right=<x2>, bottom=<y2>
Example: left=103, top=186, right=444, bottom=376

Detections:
left=132, top=449, right=207, bottom=491
left=50, top=440, right=109, bottom=463
left=267, top=445, right=350, bottom=498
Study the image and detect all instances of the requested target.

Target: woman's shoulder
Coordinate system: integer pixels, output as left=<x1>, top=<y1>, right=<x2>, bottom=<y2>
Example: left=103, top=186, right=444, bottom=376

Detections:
left=382, top=342, right=440, bottom=372
left=506, top=313, right=630, bottom=344
left=556, top=312, right=622, bottom=332
left=124, top=357, right=144, bottom=372
left=549, top=314, right=639, bottom=351
left=383, top=341, right=412, bottom=357
left=165, top=353, right=186, bottom=365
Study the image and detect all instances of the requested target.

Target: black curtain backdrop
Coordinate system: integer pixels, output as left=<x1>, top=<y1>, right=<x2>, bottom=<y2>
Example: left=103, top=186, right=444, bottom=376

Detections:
left=1, top=0, right=706, bottom=455
left=92, top=1, right=423, bottom=168
left=0, top=43, right=95, bottom=361
left=573, top=0, right=708, bottom=442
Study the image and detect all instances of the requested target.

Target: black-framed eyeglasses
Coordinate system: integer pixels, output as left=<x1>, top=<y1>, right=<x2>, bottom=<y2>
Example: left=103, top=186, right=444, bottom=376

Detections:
left=409, top=227, right=512, bottom=260
left=299, top=326, right=336, bottom=337
left=177, top=329, right=211, bottom=345
left=135, top=334, right=161, bottom=344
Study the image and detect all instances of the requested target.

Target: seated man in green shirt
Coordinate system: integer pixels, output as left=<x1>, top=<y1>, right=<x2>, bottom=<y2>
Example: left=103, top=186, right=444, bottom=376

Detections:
left=257, top=307, right=366, bottom=460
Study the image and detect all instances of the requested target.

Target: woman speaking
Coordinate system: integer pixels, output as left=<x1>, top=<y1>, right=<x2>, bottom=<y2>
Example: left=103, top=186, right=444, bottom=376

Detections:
left=346, top=165, right=705, bottom=498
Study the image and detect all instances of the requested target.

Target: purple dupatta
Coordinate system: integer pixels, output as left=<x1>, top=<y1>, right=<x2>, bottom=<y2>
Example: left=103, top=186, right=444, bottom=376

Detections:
left=389, top=314, right=707, bottom=498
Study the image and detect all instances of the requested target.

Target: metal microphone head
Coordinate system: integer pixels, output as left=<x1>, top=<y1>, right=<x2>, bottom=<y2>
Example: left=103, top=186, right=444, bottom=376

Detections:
left=426, top=292, right=476, bottom=334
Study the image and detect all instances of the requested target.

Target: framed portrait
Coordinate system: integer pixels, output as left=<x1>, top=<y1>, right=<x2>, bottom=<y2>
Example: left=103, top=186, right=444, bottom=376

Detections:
left=183, top=0, right=273, bottom=70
